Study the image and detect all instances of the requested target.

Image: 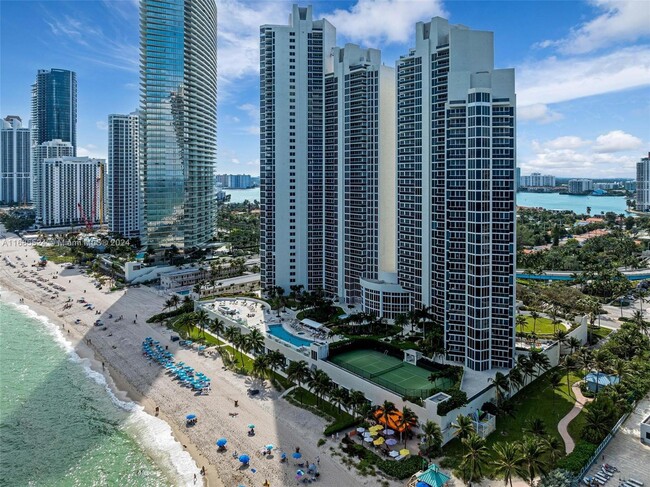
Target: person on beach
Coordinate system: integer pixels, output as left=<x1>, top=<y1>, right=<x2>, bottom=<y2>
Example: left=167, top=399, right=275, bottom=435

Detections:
left=102, top=362, right=105, bottom=370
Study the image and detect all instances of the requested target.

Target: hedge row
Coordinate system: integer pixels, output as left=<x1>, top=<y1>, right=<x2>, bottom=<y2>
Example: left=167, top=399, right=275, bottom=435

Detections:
left=556, top=441, right=597, bottom=473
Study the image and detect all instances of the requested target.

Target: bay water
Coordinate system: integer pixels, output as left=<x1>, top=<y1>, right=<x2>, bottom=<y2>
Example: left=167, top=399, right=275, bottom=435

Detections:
left=0, top=299, right=199, bottom=487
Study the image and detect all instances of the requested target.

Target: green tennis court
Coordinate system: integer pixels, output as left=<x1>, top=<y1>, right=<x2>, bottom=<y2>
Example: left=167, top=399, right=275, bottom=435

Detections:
left=329, top=349, right=453, bottom=398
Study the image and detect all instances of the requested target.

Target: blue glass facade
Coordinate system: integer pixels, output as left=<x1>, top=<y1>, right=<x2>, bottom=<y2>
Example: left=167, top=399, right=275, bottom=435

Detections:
left=140, top=0, right=217, bottom=249
left=32, top=69, right=77, bottom=152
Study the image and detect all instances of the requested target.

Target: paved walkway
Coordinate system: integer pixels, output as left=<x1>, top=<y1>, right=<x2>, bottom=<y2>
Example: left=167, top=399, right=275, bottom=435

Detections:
left=558, top=382, right=592, bottom=454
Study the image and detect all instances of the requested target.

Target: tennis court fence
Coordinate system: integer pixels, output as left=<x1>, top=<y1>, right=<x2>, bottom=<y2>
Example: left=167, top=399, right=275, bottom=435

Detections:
left=329, top=360, right=437, bottom=399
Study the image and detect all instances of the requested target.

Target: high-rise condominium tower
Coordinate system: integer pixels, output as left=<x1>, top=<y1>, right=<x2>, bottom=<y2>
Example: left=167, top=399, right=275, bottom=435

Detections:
left=260, top=5, right=336, bottom=291
left=31, top=68, right=77, bottom=223
left=140, top=0, right=217, bottom=249
left=396, top=18, right=516, bottom=370
left=324, top=45, right=410, bottom=316
left=636, top=152, right=650, bottom=212
left=108, top=112, right=140, bottom=238
left=1, top=116, right=31, bottom=204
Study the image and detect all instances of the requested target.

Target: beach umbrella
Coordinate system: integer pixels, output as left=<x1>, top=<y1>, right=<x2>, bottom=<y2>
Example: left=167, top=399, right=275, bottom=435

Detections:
left=216, top=438, right=227, bottom=447
left=239, top=454, right=250, bottom=464
left=281, top=453, right=287, bottom=460
left=292, top=452, right=302, bottom=459
left=186, top=414, right=196, bottom=420
left=399, top=448, right=410, bottom=456
left=383, top=429, right=394, bottom=436
left=265, top=444, right=274, bottom=451
left=368, top=430, right=378, bottom=437
left=248, top=424, right=255, bottom=429
left=356, top=427, right=365, bottom=433
left=389, top=451, right=399, bottom=458
left=373, top=437, right=385, bottom=446
left=296, top=469, right=305, bottom=476
left=386, top=439, right=398, bottom=446
left=363, top=436, right=373, bottom=443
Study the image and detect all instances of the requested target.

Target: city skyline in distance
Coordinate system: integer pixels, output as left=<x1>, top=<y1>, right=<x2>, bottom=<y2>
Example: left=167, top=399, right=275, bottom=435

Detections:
left=1, top=0, right=648, bottom=178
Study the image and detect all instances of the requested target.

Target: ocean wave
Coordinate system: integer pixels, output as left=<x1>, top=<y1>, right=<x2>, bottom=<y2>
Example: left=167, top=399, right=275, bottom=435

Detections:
left=3, top=298, right=201, bottom=487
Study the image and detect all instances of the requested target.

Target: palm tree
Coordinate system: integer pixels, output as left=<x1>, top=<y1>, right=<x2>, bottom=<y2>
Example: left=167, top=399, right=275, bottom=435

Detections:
left=170, top=294, right=180, bottom=309
left=348, top=390, right=367, bottom=419
left=252, top=354, right=270, bottom=379
left=553, top=329, right=568, bottom=347
left=562, top=354, right=577, bottom=399
left=267, top=349, right=286, bottom=376
left=378, top=400, right=398, bottom=431
left=508, top=367, right=524, bottom=394
left=224, top=325, right=240, bottom=345
left=544, top=435, right=563, bottom=465
left=453, top=414, right=475, bottom=440
left=549, top=372, right=563, bottom=417
left=489, top=372, right=510, bottom=406
left=397, top=406, right=418, bottom=447
left=421, top=420, right=443, bottom=458
left=329, top=385, right=349, bottom=414
left=567, top=337, right=581, bottom=354
left=491, top=442, right=522, bottom=487
left=524, top=418, right=546, bottom=436
left=163, top=298, right=174, bottom=312
left=517, top=435, right=548, bottom=486
left=459, top=433, right=488, bottom=486
left=516, top=315, right=527, bottom=335
left=529, top=310, right=540, bottom=334
left=308, top=369, right=333, bottom=406
left=195, top=309, right=209, bottom=338
left=517, top=356, right=535, bottom=386
left=529, top=350, right=551, bottom=376
left=209, top=317, right=225, bottom=337
left=286, top=360, right=310, bottom=404
left=246, top=328, right=265, bottom=354
left=592, top=349, right=613, bottom=393
left=193, top=283, right=202, bottom=295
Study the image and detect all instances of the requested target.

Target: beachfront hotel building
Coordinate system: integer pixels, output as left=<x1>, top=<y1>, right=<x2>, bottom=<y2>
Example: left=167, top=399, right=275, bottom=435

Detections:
left=139, top=0, right=217, bottom=249
left=0, top=116, right=31, bottom=204
left=107, top=112, right=140, bottom=238
left=396, top=18, right=516, bottom=370
left=260, top=5, right=336, bottom=292
left=30, top=69, right=77, bottom=224
left=636, top=152, right=650, bottom=212
left=40, top=156, right=104, bottom=228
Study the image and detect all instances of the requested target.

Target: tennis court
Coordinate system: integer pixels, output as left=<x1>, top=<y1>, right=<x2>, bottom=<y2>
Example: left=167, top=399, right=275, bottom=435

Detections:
left=329, top=349, right=453, bottom=398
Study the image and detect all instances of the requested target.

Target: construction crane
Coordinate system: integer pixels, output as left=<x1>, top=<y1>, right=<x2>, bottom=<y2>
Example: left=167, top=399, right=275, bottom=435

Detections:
left=77, top=203, right=93, bottom=231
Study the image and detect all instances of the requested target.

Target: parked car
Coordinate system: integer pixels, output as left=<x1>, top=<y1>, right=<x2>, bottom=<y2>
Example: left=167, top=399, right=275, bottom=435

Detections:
left=170, top=335, right=180, bottom=342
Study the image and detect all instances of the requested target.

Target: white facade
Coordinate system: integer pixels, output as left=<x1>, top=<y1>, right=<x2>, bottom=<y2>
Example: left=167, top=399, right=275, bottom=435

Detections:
left=41, top=156, right=104, bottom=228
left=396, top=18, right=516, bottom=370
left=568, top=178, right=594, bottom=194
left=520, top=172, right=555, bottom=187
left=107, top=112, right=140, bottom=237
left=0, top=116, right=31, bottom=204
left=260, top=5, right=336, bottom=292
left=636, top=153, right=650, bottom=212
left=32, top=139, right=74, bottom=224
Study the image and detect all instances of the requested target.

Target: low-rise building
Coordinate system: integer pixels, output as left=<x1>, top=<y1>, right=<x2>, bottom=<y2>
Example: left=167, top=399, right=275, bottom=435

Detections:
left=568, top=178, right=594, bottom=194
left=159, top=262, right=243, bottom=290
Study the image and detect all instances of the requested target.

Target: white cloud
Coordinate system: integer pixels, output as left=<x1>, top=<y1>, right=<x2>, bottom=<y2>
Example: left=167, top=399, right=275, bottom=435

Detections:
left=517, top=104, right=564, bottom=124
left=537, top=0, right=650, bottom=55
left=231, top=158, right=241, bottom=165
left=77, top=144, right=106, bottom=159
left=325, top=0, right=446, bottom=46
left=517, top=46, right=650, bottom=107
left=593, top=130, right=643, bottom=153
left=237, top=103, right=261, bottom=134
left=522, top=130, right=644, bottom=177
left=96, top=121, right=108, bottom=130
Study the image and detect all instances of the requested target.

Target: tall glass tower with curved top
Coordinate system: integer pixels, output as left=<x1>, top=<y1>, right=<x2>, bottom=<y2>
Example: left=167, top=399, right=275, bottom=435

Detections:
left=140, top=0, right=217, bottom=249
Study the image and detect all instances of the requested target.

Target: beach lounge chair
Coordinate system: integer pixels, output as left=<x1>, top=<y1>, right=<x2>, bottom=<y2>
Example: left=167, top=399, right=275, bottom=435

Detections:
left=628, top=480, right=644, bottom=487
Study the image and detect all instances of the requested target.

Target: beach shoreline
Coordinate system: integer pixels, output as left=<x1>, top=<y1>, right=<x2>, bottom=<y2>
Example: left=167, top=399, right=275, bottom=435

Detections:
left=1, top=231, right=393, bottom=487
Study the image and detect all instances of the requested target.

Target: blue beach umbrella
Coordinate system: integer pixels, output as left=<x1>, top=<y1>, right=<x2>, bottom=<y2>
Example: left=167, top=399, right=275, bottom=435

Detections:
left=239, top=454, right=250, bottom=464
left=216, top=438, right=227, bottom=447
left=248, top=424, right=255, bottom=429
left=265, top=444, right=274, bottom=450
left=186, top=414, right=196, bottom=420
left=416, top=482, right=429, bottom=487
left=281, top=453, right=287, bottom=460
left=292, top=452, right=302, bottom=459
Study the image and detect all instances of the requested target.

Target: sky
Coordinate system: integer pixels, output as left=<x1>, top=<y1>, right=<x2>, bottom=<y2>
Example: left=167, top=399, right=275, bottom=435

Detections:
left=1, top=0, right=648, bottom=178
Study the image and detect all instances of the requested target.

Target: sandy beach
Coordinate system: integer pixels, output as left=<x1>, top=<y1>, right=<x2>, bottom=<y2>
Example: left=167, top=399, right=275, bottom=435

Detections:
left=0, top=233, right=403, bottom=487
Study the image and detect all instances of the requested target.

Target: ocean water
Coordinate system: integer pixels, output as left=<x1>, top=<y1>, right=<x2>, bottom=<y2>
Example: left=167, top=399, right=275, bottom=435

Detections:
left=516, top=191, right=629, bottom=215
left=0, top=300, right=199, bottom=487
left=224, top=187, right=259, bottom=204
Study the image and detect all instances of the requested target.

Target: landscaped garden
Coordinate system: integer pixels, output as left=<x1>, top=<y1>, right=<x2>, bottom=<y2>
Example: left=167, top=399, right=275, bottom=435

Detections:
left=518, top=315, right=563, bottom=335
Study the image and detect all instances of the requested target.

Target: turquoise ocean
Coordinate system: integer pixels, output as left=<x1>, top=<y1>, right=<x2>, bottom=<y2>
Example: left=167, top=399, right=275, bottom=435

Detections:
left=0, top=299, right=199, bottom=487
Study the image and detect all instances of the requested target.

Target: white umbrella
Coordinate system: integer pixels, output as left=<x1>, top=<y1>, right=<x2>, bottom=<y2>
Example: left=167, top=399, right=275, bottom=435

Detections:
left=389, top=450, right=399, bottom=458
left=356, top=427, right=365, bottom=433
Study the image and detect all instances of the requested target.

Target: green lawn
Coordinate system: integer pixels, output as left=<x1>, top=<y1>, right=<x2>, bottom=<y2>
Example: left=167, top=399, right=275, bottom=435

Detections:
left=518, top=315, right=563, bottom=335
left=179, top=326, right=254, bottom=372
left=589, top=326, right=613, bottom=340
left=441, top=369, right=582, bottom=478
left=34, top=245, right=77, bottom=264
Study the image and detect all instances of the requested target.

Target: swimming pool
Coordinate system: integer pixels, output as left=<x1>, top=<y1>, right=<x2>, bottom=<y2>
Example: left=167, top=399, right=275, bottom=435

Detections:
left=267, top=324, right=313, bottom=348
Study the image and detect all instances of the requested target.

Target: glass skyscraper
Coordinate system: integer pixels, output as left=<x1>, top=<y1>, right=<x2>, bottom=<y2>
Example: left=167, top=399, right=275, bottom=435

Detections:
left=31, top=69, right=77, bottom=150
left=140, top=0, right=217, bottom=249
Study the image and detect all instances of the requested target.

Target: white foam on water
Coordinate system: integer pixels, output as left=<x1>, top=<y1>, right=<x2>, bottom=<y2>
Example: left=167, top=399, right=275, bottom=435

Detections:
left=3, top=298, right=201, bottom=487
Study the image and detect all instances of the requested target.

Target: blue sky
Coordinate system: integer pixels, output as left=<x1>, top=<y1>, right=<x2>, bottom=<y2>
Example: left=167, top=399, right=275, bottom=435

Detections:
left=1, top=0, right=648, bottom=177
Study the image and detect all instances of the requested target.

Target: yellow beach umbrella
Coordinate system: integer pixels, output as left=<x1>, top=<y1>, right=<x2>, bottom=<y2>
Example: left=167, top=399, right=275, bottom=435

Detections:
left=399, top=448, right=410, bottom=456
left=368, top=430, right=378, bottom=437
left=373, top=437, right=385, bottom=446
left=369, top=425, right=383, bottom=432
